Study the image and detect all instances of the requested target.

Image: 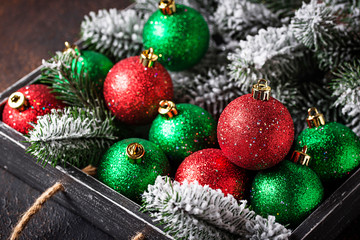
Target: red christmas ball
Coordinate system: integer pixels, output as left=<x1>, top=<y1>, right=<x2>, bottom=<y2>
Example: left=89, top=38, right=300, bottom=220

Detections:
left=103, top=54, right=173, bottom=125
left=218, top=93, right=294, bottom=170
left=2, top=84, right=65, bottom=134
left=175, top=148, right=248, bottom=200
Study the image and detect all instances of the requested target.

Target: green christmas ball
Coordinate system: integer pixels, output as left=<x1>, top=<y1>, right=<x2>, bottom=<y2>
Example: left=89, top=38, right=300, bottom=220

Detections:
left=149, top=101, right=217, bottom=165
left=143, top=4, right=210, bottom=71
left=72, top=50, right=114, bottom=90
left=97, top=138, right=170, bottom=202
left=251, top=160, right=324, bottom=226
left=296, top=121, right=360, bottom=181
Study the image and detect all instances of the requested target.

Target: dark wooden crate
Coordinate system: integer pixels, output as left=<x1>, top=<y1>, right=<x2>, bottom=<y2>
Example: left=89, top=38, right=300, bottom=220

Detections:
left=0, top=66, right=359, bottom=240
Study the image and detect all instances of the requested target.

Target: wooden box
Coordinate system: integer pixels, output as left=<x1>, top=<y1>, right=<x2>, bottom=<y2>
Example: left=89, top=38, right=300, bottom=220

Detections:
left=0, top=65, right=359, bottom=240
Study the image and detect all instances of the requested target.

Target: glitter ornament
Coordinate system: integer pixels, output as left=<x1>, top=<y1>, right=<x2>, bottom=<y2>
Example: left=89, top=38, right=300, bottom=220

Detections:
left=65, top=42, right=114, bottom=91
left=149, top=101, right=217, bottom=164
left=251, top=147, right=324, bottom=226
left=2, top=84, right=65, bottom=134
left=217, top=79, right=294, bottom=170
left=103, top=48, right=173, bottom=125
left=142, top=0, right=210, bottom=71
left=296, top=107, right=360, bottom=181
left=175, top=148, right=248, bottom=200
left=97, top=138, right=170, bottom=202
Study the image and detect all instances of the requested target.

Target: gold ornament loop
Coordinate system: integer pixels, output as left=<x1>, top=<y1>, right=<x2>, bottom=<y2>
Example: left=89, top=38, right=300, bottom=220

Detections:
left=8, top=92, right=28, bottom=111
left=140, top=47, right=158, bottom=68
left=306, top=107, right=325, bottom=128
left=291, top=146, right=311, bottom=166
left=126, top=143, right=145, bottom=164
left=159, top=0, right=176, bottom=15
left=158, top=100, right=178, bottom=118
left=252, top=79, right=271, bottom=101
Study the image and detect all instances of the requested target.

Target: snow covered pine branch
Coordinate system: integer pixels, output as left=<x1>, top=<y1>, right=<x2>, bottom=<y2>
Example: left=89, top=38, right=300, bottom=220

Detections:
left=142, top=176, right=291, bottom=240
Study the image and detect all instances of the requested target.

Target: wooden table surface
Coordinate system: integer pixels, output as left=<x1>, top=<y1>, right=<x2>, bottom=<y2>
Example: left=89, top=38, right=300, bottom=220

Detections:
left=0, top=0, right=359, bottom=239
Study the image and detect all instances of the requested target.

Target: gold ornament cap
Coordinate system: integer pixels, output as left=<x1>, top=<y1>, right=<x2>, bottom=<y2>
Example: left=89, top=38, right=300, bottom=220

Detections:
left=291, top=146, right=311, bottom=166
left=8, top=92, right=28, bottom=111
left=306, top=107, right=325, bottom=128
left=140, top=48, right=158, bottom=68
left=252, top=79, right=271, bottom=101
left=126, top=143, right=145, bottom=164
left=63, top=41, right=80, bottom=56
left=158, top=100, right=178, bottom=118
left=159, top=0, right=176, bottom=15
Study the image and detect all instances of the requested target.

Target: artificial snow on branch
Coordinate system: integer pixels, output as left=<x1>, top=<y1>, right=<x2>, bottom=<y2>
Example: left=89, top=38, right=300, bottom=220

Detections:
left=291, top=0, right=360, bottom=70
left=247, top=0, right=305, bottom=18
left=172, top=66, right=244, bottom=119
left=228, top=26, right=307, bottom=92
left=142, top=176, right=292, bottom=240
left=81, top=8, right=146, bottom=61
left=213, top=0, right=280, bottom=51
left=332, top=60, right=360, bottom=136
left=26, top=107, right=117, bottom=167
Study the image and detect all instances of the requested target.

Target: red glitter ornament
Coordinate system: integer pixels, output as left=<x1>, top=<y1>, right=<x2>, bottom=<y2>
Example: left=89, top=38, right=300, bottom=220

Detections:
left=2, top=84, right=65, bottom=134
left=217, top=79, right=294, bottom=170
left=175, top=148, right=248, bottom=200
left=103, top=48, right=173, bottom=125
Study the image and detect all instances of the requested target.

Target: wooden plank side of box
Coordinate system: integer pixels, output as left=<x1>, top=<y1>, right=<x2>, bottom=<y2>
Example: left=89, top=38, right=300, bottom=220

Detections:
left=0, top=123, right=170, bottom=240
left=290, top=167, right=360, bottom=240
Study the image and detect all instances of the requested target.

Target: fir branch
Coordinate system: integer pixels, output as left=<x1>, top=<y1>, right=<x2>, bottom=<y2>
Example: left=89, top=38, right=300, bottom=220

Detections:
left=142, top=176, right=292, bottom=240
left=213, top=0, right=281, bottom=51
left=332, top=60, right=360, bottom=135
left=172, top=66, right=244, bottom=119
left=290, top=0, right=360, bottom=70
left=228, top=26, right=308, bottom=92
left=41, top=51, right=110, bottom=121
left=247, top=0, right=306, bottom=18
left=81, top=8, right=146, bottom=61
left=26, top=107, right=117, bottom=167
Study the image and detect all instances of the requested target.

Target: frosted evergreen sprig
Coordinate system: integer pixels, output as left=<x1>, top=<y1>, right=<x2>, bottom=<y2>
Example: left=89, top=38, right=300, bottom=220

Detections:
left=142, top=176, right=292, bottom=240
left=213, top=0, right=280, bottom=50
left=291, top=0, right=360, bottom=70
left=81, top=8, right=146, bottom=61
left=41, top=51, right=111, bottom=121
left=247, top=0, right=305, bottom=18
left=228, top=26, right=307, bottom=92
left=172, top=66, right=244, bottom=119
left=332, top=60, right=360, bottom=135
left=26, top=107, right=117, bottom=167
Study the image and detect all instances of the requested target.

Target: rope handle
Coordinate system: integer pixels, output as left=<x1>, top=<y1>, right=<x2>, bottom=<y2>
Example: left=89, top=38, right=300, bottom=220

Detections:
left=9, top=182, right=64, bottom=240
left=9, top=165, right=145, bottom=240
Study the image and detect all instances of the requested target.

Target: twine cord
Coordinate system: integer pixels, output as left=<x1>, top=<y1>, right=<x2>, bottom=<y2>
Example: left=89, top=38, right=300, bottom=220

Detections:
left=132, top=232, right=145, bottom=240
left=8, top=178, right=144, bottom=240
left=9, top=182, right=64, bottom=240
left=81, top=164, right=97, bottom=176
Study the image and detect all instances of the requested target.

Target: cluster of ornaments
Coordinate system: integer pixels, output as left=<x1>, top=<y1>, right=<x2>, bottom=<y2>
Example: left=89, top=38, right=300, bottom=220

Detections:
left=2, top=0, right=360, bottom=228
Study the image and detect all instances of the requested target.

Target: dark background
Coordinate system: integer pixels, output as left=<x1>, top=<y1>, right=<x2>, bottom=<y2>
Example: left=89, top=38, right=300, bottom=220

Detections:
left=0, top=0, right=359, bottom=239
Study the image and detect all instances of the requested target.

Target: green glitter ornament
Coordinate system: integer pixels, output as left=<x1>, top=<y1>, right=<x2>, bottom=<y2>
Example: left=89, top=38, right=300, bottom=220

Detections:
left=251, top=147, right=324, bottom=226
left=142, top=0, right=210, bottom=71
left=149, top=100, right=217, bottom=165
left=97, top=138, right=170, bottom=202
left=296, top=107, right=360, bottom=181
left=65, top=42, right=114, bottom=91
